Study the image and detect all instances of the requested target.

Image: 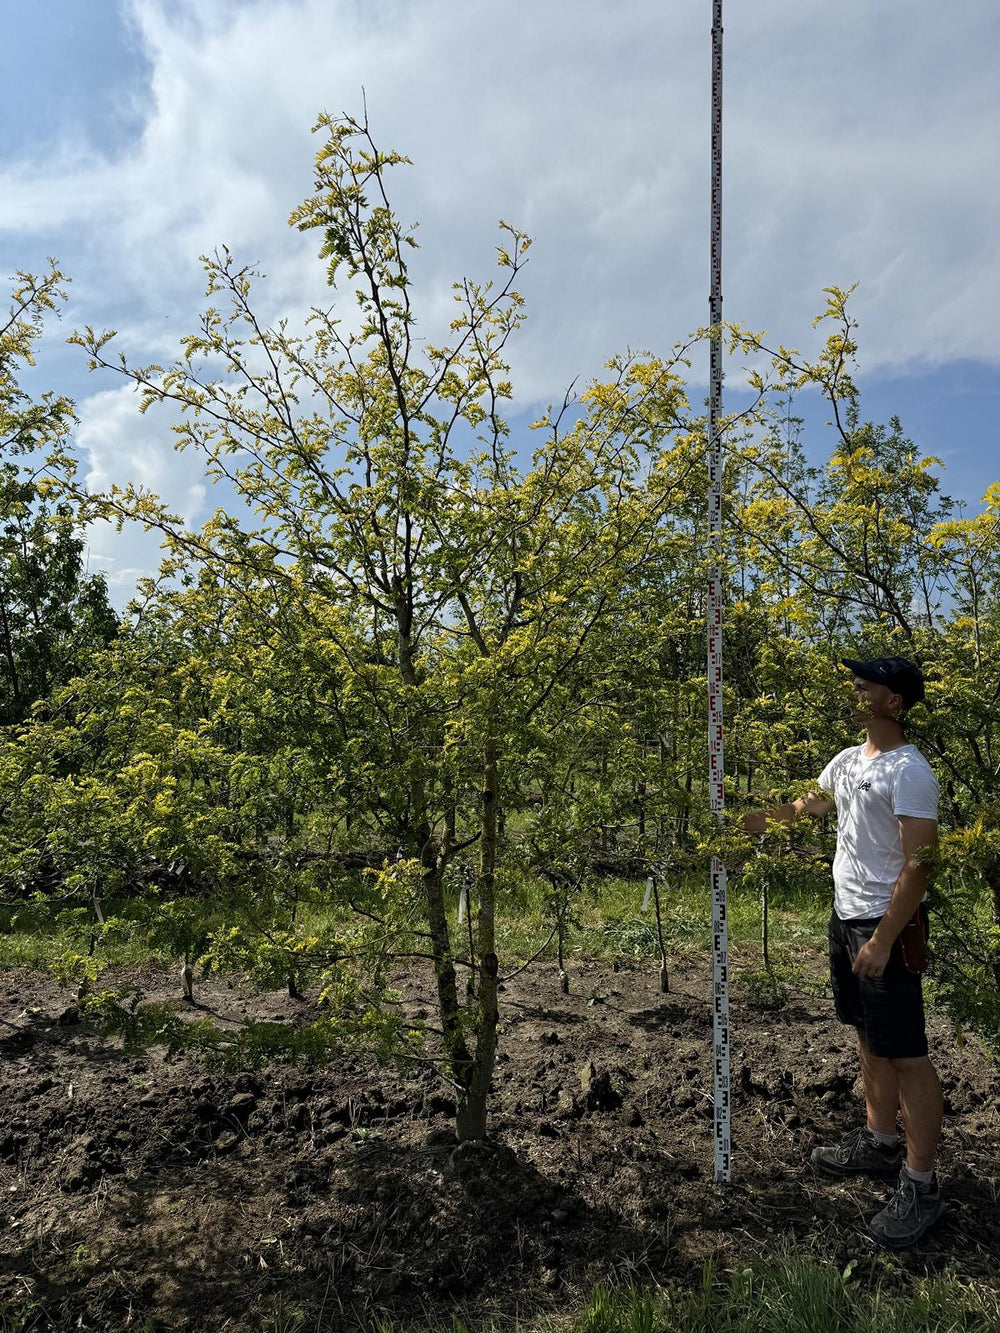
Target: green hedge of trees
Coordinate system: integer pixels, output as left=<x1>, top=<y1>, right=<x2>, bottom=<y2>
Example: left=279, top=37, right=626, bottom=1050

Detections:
left=2, top=115, right=997, bottom=1139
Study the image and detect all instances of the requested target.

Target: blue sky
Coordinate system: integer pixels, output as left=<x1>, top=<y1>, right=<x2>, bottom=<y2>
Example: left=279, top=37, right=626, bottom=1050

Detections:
left=2, top=0, right=999, bottom=606
left=0, top=2, right=150, bottom=159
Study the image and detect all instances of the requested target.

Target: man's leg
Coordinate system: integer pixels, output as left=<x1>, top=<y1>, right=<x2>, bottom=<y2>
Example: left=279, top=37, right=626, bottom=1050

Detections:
left=811, top=916, right=903, bottom=1178
left=891, top=1054, right=943, bottom=1174
left=867, top=1053, right=944, bottom=1248
left=858, top=1031, right=900, bottom=1135
left=810, top=1030, right=902, bottom=1176
left=861, top=964, right=944, bottom=1249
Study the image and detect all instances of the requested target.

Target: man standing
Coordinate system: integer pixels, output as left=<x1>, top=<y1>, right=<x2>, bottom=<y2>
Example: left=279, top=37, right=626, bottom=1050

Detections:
left=744, top=656, right=942, bottom=1248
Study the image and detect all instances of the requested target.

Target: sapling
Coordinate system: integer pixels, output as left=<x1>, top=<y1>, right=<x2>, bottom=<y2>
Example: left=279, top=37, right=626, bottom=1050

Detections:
left=539, top=866, right=582, bottom=996
left=760, top=852, right=771, bottom=975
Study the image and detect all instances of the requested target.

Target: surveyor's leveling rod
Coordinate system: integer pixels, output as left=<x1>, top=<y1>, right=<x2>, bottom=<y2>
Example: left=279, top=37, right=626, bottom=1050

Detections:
left=708, top=0, right=731, bottom=1185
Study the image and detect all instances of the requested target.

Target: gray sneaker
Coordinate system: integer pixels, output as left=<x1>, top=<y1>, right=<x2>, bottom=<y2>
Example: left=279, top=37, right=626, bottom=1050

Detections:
left=810, top=1126, right=902, bottom=1178
left=869, top=1171, right=943, bottom=1249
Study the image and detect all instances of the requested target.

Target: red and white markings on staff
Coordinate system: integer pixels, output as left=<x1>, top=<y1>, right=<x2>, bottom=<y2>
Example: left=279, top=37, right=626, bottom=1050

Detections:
left=707, top=0, right=730, bottom=1185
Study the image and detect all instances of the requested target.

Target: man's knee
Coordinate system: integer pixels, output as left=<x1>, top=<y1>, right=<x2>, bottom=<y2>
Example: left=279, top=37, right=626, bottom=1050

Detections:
left=888, top=1053, right=936, bottom=1077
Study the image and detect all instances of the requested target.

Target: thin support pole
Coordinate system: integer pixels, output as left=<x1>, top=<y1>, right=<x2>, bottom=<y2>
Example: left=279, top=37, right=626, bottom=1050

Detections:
left=707, top=0, right=731, bottom=1185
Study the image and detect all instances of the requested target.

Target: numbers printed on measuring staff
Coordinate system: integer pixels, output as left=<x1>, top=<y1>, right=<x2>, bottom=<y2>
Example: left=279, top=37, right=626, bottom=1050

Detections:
left=708, top=0, right=730, bottom=1185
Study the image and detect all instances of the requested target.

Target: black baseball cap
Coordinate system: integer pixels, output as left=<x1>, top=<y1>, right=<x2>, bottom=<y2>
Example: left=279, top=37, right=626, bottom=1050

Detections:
left=841, top=656, right=925, bottom=709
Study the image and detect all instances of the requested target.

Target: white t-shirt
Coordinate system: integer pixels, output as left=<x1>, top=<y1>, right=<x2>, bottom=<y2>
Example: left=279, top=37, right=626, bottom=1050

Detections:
left=817, top=743, right=939, bottom=921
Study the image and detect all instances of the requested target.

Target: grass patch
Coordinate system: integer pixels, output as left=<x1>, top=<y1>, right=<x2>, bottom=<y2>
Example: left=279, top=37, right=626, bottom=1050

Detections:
left=569, top=876, right=829, bottom=974
left=363, top=1259, right=1000, bottom=1333
left=571, top=1260, right=1000, bottom=1333
left=492, top=871, right=830, bottom=971
left=0, top=870, right=832, bottom=985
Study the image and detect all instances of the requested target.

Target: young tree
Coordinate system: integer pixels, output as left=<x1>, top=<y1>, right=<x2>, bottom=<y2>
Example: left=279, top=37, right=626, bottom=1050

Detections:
left=0, top=267, right=118, bottom=727
left=70, top=113, right=703, bottom=1138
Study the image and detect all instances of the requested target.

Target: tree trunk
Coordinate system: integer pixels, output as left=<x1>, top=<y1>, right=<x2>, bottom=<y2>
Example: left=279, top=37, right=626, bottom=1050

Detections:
left=455, top=742, right=500, bottom=1141
left=600, top=748, right=609, bottom=851
left=394, top=598, right=477, bottom=1133
left=422, top=851, right=472, bottom=1089
left=652, top=877, right=669, bottom=993
left=413, top=749, right=473, bottom=1099
left=444, top=792, right=457, bottom=849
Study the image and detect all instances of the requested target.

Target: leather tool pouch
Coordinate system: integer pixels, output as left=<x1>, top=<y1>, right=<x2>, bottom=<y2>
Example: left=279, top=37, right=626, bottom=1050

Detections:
left=899, top=907, right=929, bottom=975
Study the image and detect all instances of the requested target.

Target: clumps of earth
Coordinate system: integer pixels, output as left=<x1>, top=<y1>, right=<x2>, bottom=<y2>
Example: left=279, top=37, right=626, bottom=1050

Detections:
left=0, top=952, right=998, bottom=1331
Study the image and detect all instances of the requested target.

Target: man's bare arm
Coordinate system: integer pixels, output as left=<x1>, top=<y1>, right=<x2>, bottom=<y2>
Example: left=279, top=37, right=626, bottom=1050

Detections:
left=742, top=790, right=833, bottom=834
left=851, top=817, right=937, bottom=978
left=872, top=816, right=938, bottom=949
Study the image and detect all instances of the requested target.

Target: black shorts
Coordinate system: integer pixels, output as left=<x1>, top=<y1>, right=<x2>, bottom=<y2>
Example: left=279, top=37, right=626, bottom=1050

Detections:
left=828, top=908, right=929, bottom=1059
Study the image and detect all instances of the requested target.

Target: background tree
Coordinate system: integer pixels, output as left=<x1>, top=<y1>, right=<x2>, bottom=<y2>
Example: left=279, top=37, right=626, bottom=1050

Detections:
left=0, top=267, right=118, bottom=727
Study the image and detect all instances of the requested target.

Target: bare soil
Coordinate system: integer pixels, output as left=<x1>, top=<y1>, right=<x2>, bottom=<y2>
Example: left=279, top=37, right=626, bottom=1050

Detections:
left=0, top=945, right=997, bottom=1331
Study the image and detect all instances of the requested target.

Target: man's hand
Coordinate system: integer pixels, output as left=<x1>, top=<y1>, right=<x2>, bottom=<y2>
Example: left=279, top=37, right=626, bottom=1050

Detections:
left=742, top=792, right=833, bottom=835
left=852, top=936, right=892, bottom=978
left=742, top=811, right=767, bottom=834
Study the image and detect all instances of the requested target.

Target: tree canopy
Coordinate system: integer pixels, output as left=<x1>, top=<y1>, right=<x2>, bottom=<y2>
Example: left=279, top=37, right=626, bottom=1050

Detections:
left=1, top=117, right=997, bottom=1138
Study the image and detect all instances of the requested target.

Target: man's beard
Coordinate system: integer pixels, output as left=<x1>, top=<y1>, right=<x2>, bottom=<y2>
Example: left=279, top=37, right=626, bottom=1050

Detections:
left=847, top=700, right=899, bottom=726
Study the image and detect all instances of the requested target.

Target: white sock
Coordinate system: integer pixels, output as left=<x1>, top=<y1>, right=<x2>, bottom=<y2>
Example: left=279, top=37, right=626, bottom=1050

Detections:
left=903, top=1164, right=934, bottom=1187
left=868, top=1127, right=898, bottom=1146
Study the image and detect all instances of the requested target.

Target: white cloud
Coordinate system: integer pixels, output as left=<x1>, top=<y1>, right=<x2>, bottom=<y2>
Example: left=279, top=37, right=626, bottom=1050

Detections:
left=76, top=384, right=207, bottom=600
left=77, top=384, right=204, bottom=521
left=5, top=0, right=994, bottom=375
left=2, top=0, right=998, bottom=600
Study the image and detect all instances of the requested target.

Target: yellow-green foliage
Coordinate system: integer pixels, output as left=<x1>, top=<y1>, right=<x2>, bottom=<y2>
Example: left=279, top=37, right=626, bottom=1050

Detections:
left=1, top=119, right=998, bottom=1089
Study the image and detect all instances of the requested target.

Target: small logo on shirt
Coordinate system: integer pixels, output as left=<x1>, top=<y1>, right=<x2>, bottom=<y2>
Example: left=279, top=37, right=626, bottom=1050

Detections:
left=858, top=780, right=872, bottom=791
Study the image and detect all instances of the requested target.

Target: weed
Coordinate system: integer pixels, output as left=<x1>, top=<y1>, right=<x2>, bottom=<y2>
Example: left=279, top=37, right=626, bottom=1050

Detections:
left=740, top=967, right=791, bottom=1010
left=267, top=1296, right=306, bottom=1333
left=69, top=1242, right=96, bottom=1273
left=0, top=1305, right=44, bottom=1333
left=597, top=919, right=661, bottom=959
